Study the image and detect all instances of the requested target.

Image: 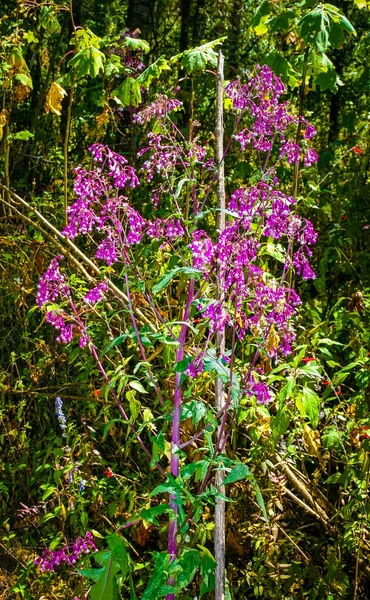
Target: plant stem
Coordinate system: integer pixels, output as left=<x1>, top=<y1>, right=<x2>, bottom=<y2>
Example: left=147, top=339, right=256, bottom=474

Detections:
left=293, top=47, right=309, bottom=199
left=63, top=69, right=75, bottom=226
left=167, top=278, right=195, bottom=600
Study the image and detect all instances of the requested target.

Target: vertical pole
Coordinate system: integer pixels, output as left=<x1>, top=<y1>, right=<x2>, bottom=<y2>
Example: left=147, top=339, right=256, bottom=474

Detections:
left=214, top=50, right=226, bottom=600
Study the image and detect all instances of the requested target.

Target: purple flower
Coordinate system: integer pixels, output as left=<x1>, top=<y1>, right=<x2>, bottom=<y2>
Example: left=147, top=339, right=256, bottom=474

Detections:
left=303, top=121, right=317, bottom=140
left=185, top=358, right=203, bottom=378
left=46, top=311, right=74, bottom=344
left=126, top=207, right=146, bottom=244
left=95, top=236, right=118, bottom=266
left=293, top=248, right=316, bottom=280
left=203, top=301, right=232, bottom=333
left=37, top=256, right=69, bottom=308
left=304, top=148, right=318, bottom=167
left=55, top=397, right=67, bottom=437
left=248, top=380, right=271, bottom=405
left=280, top=140, right=301, bottom=165
left=34, top=532, right=97, bottom=572
left=147, top=218, right=184, bottom=241
left=89, top=144, right=139, bottom=189
left=133, top=94, right=182, bottom=124
left=188, top=231, right=215, bottom=272
left=84, top=282, right=108, bottom=304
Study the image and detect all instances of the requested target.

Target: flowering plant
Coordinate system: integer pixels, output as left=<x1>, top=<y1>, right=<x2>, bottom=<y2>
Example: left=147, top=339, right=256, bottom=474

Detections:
left=35, top=63, right=319, bottom=599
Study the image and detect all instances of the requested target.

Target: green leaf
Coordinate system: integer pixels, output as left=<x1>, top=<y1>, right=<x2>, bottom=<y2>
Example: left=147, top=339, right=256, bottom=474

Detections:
left=174, top=178, right=191, bottom=199
left=271, top=407, right=290, bottom=437
left=112, top=77, right=142, bottom=107
left=101, top=334, right=128, bottom=355
left=250, top=1, right=271, bottom=30
left=14, top=73, right=33, bottom=89
left=263, top=52, right=300, bottom=88
left=41, top=484, right=56, bottom=501
left=141, top=552, right=168, bottom=600
left=181, top=400, right=207, bottom=427
left=90, top=555, right=120, bottom=600
left=152, top=266, right=201, bottom=294
left=222, top=463, right=252, bottom=486
left=278, top=377, right=295, bottom=402
left=124, top=36, right=150, bottom=53
left=298, top=5, right=355, bottom=54
left=199, top=552, right=216, bottom=596
left=140, top=504, right=173, bottom=525
left=301, top=387, right=321, bottom=428
left=24, top=30, right=38, bottom=44
left=107, top=533, right=128, bottom=579
left=325, top=470, right=353, bottom=485
left=68, top=46, right=105, bottom=79
left=203, top=354, right=229, bottom=382
left=267, top=10, right=296, bottom=33
left=322, top=427, right=341, bottom=450
left=103, top=418, right=127, bottom=438
left=181, top=460, right=208, bottom=481
left=299, top=7, right=330, bottom=52
left=313, top=68, right=343, bottom=93
left=39, top=5, right=61, bottom=32
left=178, top=549, right=200, bottom=589
left=10, top=130, right=34, bottom=141
left=129, top=380, right=148, bottom=394
left=149, top=481, right=178, bottom=497
left=179, top=38, right=225, bottom=73
left=355, top=369, right=370, bottom=390
left=317, top=338, right=344, bottom=346
left=79, top=567, right=105, bottom=581
left=222, top=463, right=268, bottom=521
left=138, top=56, right=171, bottom=88
left=264, top=240, right=288, bottom=262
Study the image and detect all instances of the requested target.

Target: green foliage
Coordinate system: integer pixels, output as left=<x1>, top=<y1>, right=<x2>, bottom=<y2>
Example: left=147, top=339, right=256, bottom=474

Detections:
left=2, top=0, right=370, bottom=599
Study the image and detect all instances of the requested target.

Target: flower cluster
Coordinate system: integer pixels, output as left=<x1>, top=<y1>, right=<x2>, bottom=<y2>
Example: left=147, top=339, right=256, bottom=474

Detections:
left=107, top=30, right=146, bottom=75
left=46, top=310, right=74, bottom=344
left=61, top=144, right=145, bottom=265
left=147, top=218, right=184, bottom=240
left=133, top=94, right=182, bottom=124
left=225, top=64, right=318, bottom=167
left=36, top=256, right=69, bottom=308
left=138, top=132, right=183, bottom=182
left=188, top=67, right=318, bottom=361
left=55, top=397, right=67, bottom=437
left=34, top=532, right=97, bottom=572
left=84, top=281, right=108, bottom=304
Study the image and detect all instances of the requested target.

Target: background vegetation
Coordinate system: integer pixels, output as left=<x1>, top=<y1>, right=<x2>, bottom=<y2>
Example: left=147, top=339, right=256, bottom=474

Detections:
left=1, top=0, right=370, bottom=598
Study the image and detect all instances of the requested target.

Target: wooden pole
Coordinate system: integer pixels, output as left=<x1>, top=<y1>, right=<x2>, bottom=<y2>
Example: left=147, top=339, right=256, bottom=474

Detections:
left=214, top=49, right=226, bottom=600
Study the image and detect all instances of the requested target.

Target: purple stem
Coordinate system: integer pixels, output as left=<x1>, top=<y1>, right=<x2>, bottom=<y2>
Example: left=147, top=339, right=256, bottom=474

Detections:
left=167, top=278, right=195, bottom=600
left=121, top=249, right=166, bottom=406
left=68, top=300, right=165, bottom=475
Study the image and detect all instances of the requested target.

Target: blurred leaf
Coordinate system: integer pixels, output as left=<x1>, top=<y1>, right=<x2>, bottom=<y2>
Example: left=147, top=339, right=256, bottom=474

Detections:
left=68, top=46, right=105, bottom=79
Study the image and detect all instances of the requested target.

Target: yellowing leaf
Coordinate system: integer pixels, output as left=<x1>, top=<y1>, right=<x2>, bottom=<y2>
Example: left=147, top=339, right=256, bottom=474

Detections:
left=254, top=22, right=269, bottom=35
left=96, top=104, right=110, bottom=128
left=354, top=0, right=367, bottom=8
left=0, top=109, right=9, bottom=141
left=44, top=82, right=67, bottom=116
left=302, top=424, right=321, bottom=457
left=15, top=84, right=31, bottom=103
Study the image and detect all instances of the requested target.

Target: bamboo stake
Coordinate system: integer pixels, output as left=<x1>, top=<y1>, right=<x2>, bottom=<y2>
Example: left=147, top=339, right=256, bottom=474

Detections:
left=214, top=50, right=226, bottom=600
